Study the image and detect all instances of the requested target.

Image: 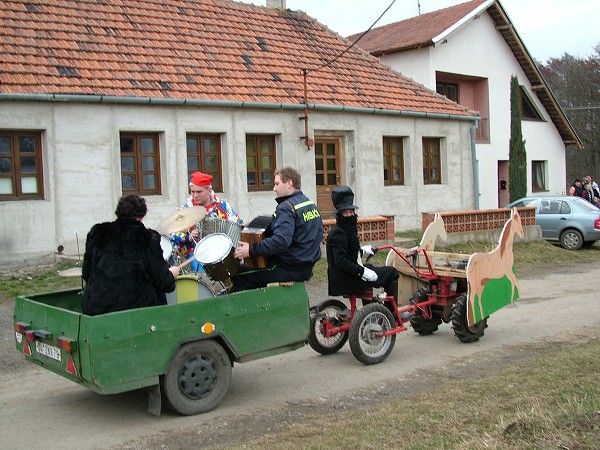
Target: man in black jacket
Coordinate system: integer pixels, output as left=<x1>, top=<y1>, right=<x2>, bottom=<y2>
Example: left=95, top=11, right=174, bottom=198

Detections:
left=326, top=186, right=399, bottom=303
left=82, top=194, right=179, bottom=315
left=232, top=166, right=323, bottom=291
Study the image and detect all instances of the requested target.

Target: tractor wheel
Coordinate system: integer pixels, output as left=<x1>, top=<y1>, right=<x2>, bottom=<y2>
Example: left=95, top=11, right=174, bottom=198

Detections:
left=162, top=340, right=232, bottom=416
left=349, top=303, right=396, bottom=365
left=451, top=293, right=487, bottom=343
left=308, top=299, right=349, bottom=355
left=409, top=287, right=442, bottom=335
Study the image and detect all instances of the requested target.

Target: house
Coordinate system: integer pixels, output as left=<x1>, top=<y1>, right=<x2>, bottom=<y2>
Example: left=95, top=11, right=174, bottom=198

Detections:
left=349, top=0, right=582, bottom=210
left=0, top=0, right=478, bottom=267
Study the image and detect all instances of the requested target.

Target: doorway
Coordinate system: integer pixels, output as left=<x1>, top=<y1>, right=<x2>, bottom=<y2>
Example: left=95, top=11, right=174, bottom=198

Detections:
left=314, top=137, right=342, bottom=219
left=498, top=160, right=509, bottom=207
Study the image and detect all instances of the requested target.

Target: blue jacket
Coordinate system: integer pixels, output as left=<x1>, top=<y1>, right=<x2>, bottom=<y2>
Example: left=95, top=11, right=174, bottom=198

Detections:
left=251, top=190, right=323, bottom=269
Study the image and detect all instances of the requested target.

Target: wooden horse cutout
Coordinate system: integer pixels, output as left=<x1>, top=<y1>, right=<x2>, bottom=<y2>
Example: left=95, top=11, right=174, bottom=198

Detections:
left=385, top=213, right=448, bottom=267
left=417, top=213, right=448, bottom=251
left=466, top=208, right=524, bottom=326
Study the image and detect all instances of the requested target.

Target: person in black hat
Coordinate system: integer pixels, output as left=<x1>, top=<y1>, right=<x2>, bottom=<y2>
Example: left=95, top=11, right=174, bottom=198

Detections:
left=326, top=186, right=400, bottom=309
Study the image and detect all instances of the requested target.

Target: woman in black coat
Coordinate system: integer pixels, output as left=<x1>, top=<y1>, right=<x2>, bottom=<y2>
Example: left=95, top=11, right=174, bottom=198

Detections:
left=82, top=194, right=179, bottom=315
left=326, top=186, right=399, bottom=299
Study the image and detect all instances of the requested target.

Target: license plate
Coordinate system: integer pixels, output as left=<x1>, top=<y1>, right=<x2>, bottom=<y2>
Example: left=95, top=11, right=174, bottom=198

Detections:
left=35, top=341, right=62, bottom=362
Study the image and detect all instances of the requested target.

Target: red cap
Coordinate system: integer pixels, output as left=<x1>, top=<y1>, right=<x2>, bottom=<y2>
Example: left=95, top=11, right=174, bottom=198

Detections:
left=189, top=171, right=213, bottom=187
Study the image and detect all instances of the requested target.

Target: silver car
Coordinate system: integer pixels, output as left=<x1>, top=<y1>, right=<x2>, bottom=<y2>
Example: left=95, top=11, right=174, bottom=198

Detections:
left=506, top=195, right=600, bottom=250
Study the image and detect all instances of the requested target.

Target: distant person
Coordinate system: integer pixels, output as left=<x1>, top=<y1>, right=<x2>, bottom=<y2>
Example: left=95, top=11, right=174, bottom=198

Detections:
left=232, top=166, right=323, bottom=291
left=583, top=175, right=599, bottom=195
left=568, top=178, right=583, bottom=196
left=82, top=194, right=179, bottom=315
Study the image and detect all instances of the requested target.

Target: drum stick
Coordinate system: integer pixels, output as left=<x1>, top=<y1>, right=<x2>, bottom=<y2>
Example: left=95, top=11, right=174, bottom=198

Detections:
left=177, top=255, right=197, bottom=269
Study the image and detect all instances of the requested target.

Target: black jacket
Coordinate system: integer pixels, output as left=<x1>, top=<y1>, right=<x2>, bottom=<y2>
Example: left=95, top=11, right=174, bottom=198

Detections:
left=82, top=218, right=176, bottom=315
left=326, top=222, right=398, bottom=296
left=252, top=190, right=323, bottom=269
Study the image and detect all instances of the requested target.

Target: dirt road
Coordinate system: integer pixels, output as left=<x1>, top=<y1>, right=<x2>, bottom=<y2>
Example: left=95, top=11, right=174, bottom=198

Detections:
left=1, top=264, right=599, bottom=449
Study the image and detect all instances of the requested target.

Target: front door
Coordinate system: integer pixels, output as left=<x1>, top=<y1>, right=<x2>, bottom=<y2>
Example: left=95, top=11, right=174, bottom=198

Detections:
left=314, top=137, right=341, bottom=219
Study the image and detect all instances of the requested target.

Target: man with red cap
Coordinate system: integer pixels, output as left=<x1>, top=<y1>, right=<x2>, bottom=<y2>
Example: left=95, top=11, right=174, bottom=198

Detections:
left=170, top=171, right=243, bottom=271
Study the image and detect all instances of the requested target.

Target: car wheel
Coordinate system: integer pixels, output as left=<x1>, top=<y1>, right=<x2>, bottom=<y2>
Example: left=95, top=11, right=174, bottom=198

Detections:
left=560, top=229, right=583, bottom=250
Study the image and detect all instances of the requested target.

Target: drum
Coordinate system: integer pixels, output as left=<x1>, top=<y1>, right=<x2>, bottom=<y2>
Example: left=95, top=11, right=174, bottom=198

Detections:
left=198, top=217, right=243, bottom=246
left=160, top=236, right=173, bottom=261
left=194, top=233, right=240, bottom=283
left=166, top=274, right=226, bottom=304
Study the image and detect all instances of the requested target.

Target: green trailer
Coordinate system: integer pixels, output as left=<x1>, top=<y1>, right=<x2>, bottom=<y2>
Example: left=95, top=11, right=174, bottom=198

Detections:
left=13, top=281, right=310, bottom=415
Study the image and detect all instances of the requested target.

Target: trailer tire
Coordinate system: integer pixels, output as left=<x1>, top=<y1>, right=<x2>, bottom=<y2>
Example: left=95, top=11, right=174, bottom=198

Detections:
left=349, top=303, right=396, bottom=365
left=309, top=299, right=349, bottom=355
left=409, top=287, right=442, bottom=335
left=451, top=293, right=487, bottom=343
left=162, top=340, right=232, bottom=416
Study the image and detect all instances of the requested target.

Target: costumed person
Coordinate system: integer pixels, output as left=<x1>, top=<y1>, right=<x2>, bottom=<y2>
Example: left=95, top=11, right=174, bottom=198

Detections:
left=82, top=194, right=179, bottom=315
left=170, top=171, right=243, bottom=271
left=326, top=185, right=406, bottom=317
left=232, top=166, right=323, bottom=291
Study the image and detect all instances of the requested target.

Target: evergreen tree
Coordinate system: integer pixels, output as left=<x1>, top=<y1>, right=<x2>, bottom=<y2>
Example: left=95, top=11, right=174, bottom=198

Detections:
left=509, top=75, right=527, bottom=202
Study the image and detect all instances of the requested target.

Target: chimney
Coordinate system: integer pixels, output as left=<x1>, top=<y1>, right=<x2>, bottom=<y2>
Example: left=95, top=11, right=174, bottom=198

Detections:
left=266, top=0, right=286, bottom=9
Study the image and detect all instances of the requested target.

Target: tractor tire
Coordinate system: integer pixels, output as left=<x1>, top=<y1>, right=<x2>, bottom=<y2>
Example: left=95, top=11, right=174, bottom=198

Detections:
left=162, top=340, right=232, bottom=416
left=451, top=293, right=488, bottom=343
left=308, top=299, right=349, bottom=355
left=349, top=303, right=396, bottom=365
left=409, top=287, right=442, bottom=335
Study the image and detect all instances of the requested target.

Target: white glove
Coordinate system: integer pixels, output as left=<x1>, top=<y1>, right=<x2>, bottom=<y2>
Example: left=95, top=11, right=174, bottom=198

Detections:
left=361, top=267, right=378, bottom=282
left=361, top=245, right=375, bottom=256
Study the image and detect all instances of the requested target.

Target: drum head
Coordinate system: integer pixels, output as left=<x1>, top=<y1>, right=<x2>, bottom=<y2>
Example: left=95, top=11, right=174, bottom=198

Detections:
left=194, top=233, right=233, bottom=264
left=160, top=236, right=172, bottom=261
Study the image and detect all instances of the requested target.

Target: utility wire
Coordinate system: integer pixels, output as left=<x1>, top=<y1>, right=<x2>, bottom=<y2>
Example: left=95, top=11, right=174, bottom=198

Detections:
left=309, top=0, right=397, bottom=73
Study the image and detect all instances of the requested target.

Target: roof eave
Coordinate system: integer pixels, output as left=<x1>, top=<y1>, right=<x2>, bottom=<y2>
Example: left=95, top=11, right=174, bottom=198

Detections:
left=486, top=1, right=582, bottom=148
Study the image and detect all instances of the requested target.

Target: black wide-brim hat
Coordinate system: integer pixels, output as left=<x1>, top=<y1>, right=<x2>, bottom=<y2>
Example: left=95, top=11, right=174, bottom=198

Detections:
left=332, top=185, right=359, bottom=215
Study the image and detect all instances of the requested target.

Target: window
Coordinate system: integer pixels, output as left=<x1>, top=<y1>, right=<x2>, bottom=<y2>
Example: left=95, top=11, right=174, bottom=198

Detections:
left=120, top=133, right=161, bottom=195
left=519, top=86, right=543, bottom=120
left=532, top=160, right=547, bottom=192
left=187, top=134, right=222, bottom=191
left=383, top=136, right=404, bottom=185
left=246, top=135, right=275, bottom=191
left=436, top=82, right=459, bottom=102
left=422, top=138, right=441, bottom=185
left=0, top=131, right=44, bottom=200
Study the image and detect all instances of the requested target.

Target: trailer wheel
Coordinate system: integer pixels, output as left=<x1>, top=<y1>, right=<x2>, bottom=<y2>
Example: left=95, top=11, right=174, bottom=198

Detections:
left=162, top=340, right=232, bottom=415
left=309, top=299, right=349, bottom=355
left=349, top=303, right=396, bottom=365
left=409, top=287, right=442, bottom=335
left=451, top=293, right=487, bottom=343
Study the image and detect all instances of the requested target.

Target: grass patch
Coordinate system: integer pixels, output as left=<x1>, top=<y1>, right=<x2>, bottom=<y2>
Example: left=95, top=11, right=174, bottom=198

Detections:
left=228, top=339, right=600, bottom=449
left=0, top=262, right=82, bottom=300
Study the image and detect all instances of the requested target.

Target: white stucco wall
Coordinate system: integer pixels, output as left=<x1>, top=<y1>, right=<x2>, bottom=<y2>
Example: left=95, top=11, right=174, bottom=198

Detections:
left=379, top=12, right=567, bottom=209
left=0, top=100, right=475, bottom=266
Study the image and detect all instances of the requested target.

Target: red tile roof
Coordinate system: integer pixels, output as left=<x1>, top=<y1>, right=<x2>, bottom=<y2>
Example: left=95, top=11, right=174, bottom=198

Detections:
left=0, top=0, right=475, bottom=117
left=348, top=0, right=486, bottom=55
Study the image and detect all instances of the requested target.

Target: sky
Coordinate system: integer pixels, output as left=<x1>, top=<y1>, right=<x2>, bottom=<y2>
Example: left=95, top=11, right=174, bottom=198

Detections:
left=237, top=0, right=599, bottom=63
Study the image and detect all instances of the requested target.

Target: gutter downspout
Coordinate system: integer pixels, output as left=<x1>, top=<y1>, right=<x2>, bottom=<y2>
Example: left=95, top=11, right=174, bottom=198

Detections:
left=471, top=120, right=480, bottom=210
